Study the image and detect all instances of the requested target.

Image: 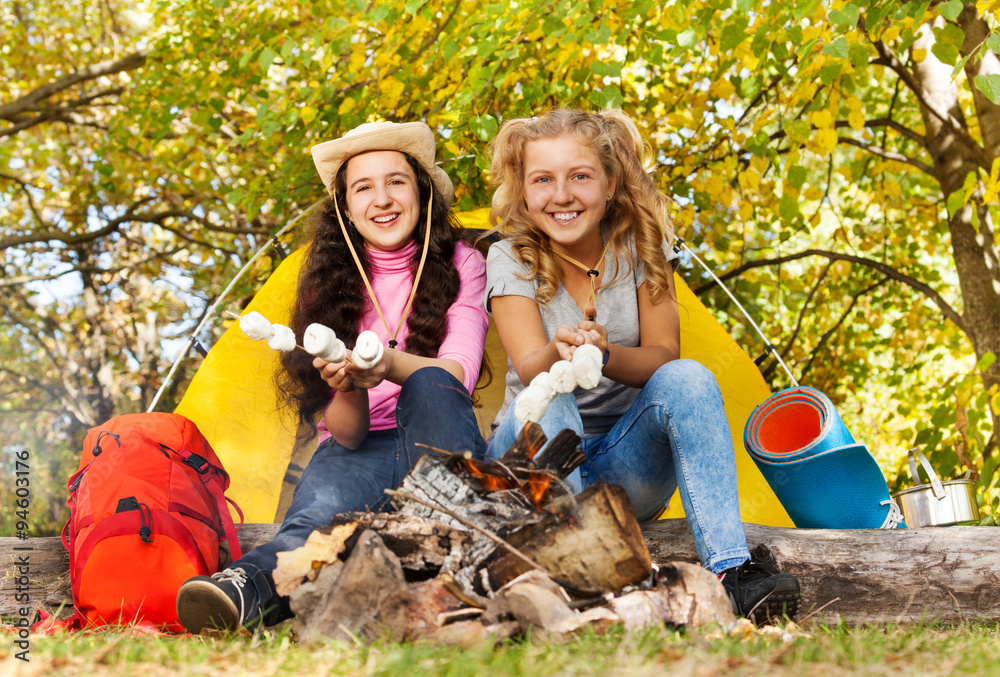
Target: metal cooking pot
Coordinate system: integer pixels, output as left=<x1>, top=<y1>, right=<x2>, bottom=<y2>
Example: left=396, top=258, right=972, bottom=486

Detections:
left=891, top=448, right=980, bottom=527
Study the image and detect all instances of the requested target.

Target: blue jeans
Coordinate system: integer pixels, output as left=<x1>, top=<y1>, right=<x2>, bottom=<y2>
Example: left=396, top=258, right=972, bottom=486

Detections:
left=488, top=359, right=751, bottom=575
left=235, top=367, right=485, bottom=624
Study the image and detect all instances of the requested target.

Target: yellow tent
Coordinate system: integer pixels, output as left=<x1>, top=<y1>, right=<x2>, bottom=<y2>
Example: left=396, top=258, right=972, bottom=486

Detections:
left=175, top=208, right=793, bottom=527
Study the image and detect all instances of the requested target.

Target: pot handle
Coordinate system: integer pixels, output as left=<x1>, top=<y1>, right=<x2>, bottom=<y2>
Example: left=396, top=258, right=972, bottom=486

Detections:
left=908, top=448, right=946, bottom=500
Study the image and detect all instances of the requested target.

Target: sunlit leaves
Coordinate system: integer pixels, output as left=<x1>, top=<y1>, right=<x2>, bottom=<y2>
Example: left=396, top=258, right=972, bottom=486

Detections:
left=976, top=74, right=1000, bottom=105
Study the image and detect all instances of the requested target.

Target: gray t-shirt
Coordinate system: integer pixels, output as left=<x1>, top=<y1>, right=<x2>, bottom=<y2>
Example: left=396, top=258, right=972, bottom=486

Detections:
left=484, top=238, right=679, bottom=436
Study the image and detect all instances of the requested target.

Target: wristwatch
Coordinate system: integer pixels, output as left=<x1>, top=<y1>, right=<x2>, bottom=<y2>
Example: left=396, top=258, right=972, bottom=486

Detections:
left=602, top=346, right=610, bottom=367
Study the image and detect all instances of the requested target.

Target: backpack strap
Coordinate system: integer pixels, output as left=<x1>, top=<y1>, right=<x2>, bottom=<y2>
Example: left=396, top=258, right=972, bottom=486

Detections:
left=174, top=448, right=244, bottom=561
left=131, top=433, right=245, bottom=563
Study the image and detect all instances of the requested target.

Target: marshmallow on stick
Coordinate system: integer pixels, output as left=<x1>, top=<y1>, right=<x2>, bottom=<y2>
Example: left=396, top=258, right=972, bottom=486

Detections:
left=267, top=324, right=297, bottom=352
left=515, top=346, right=605, bottom=424
left=351, top=330, right=384, bottom=369
left=239, top=311, right=273, bottom=341
left=514, top=372, right=558, bottom=424
left=572, top=344, right=604, bottom=389
left=303, top=323, right=347, bottom=363
left=549, top=360, right=577, bottom=393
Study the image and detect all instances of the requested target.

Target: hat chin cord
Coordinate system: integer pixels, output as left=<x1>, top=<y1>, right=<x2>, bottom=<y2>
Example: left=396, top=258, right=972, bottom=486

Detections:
left=333, top=188, right=433, bottom=350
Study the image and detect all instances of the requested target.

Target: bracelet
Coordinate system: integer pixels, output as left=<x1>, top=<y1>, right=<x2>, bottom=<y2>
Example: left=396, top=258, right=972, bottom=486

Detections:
left=602, top=346, right=610, bottom=367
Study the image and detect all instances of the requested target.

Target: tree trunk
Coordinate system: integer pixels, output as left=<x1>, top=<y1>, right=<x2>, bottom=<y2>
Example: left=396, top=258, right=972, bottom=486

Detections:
left=5, top=520, right=999, bottom=625
left=913, top=13, right=1000, bottom=452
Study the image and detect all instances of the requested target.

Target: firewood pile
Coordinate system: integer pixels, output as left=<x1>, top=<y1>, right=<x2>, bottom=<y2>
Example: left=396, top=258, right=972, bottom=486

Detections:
left=273, top=423, right=735, bottom=645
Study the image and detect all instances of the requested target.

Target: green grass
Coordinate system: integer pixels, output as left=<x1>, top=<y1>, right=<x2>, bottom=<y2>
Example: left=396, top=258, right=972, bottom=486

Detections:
left=4, top=621, right=1000, bottom=676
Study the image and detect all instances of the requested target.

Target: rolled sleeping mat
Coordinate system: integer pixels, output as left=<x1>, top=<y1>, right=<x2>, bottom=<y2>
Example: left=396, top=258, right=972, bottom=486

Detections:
left=743, top=386, right=905, bottom=529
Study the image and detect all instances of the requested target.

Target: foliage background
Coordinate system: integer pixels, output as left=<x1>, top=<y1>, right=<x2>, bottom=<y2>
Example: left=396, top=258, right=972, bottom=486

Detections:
left=1, top=0, right=998, bottom=535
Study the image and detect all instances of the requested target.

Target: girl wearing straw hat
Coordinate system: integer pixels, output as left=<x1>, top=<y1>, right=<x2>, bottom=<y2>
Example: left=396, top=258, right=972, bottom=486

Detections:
left=176, top=121, right=489, bottom=632
left=483, top=108, right=800, bottom=623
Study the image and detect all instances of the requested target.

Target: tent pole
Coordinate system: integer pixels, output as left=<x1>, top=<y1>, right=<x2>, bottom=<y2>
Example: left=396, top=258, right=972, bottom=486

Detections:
left=147, top=199, right=326, bottom=413
left=677, top=241, right=799, bottom=388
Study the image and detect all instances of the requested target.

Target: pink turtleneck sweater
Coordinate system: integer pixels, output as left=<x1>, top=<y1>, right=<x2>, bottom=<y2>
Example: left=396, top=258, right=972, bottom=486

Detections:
left=316, top=239, right=488, bottom=444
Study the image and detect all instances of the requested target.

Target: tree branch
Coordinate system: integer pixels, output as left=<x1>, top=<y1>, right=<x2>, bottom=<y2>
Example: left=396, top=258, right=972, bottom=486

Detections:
left=0, top=206, right=236, bottom=250
left=693, top=248, right=967, bottom=334
left=871, top=40, right=990, bottom=170
left=0, top=267, right=92, bottom=288
left=0, top=171, right=46, bottom=228
left=0, top=366, right=60, bottom=399
left=333, top=0, right=463, bottom=97
left=797, top=278, right=889, bottom=381
left=833, top=117, right=926, bottom=145
left=0, top=50, right=148, bottom=120
left=837, top=136, right=935, bottom=174
left=762, top=261, right=832, bottom=380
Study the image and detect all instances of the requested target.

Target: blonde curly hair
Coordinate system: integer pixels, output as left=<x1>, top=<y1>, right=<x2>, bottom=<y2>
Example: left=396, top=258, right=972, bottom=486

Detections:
left=488, top=108, right=676, bottom=304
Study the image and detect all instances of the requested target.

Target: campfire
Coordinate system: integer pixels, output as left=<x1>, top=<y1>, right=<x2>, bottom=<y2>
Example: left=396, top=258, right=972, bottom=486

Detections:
left=271, top=423, right=735, bottom=644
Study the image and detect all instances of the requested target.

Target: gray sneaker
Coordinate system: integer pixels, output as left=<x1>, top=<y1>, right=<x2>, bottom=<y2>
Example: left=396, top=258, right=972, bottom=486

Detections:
left=176, top=567, right=261, bottom=633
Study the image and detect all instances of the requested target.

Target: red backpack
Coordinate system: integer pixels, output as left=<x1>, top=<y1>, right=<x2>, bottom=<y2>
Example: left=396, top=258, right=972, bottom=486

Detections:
left=58, top=412, right=243, bottom=631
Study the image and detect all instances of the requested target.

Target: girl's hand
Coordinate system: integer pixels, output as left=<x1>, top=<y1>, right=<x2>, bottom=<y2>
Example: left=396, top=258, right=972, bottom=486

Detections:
left=553, top=323, right=586, bottom=361
left=577, top=305, right=608, bottom=353
left=346, top=348, right=391, bottom=389
left=314, top=356, right=354, bottom=392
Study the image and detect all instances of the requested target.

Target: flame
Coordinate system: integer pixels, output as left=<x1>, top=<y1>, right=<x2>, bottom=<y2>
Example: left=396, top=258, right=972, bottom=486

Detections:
left=455, top=458, right=519, bottom=492
left=452, top=457, right=554, bottom=510
left=520, top=473, right=553, bottom=509
left=525, top=434, right=545, bottom=459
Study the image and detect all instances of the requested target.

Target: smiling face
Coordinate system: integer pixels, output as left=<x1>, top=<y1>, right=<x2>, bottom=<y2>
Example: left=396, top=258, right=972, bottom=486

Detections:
left=522, top=135, right=615, bottom=255
left=343, top=150, right=421, bottom=252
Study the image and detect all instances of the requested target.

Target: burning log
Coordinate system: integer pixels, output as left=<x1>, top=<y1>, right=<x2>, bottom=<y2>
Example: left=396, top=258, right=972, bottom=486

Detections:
left=483, top=483, right=653, bottom=593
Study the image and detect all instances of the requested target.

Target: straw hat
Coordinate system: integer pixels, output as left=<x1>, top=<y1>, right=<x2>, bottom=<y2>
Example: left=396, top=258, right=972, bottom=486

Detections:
left=310, top=121, right=454, bottom=206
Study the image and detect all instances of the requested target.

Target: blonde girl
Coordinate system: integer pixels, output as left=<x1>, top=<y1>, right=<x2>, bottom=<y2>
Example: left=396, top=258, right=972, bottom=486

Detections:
left=484, top=108, right=800, bottom=622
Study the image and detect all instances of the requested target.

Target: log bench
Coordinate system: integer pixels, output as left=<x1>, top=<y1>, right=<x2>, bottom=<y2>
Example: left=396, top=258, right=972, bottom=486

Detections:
left=3, top=520, right=998, bottom=625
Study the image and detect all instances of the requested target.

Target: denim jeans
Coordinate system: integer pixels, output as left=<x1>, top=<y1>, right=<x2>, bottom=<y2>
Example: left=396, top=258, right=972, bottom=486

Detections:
left=488, top=359, right=751, bottom=575
left=234, top=367, right=485, bottom=624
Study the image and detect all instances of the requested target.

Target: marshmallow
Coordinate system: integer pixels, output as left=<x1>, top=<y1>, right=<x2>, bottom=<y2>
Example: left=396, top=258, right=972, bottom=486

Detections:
left=303, top=323, right=347, bottom=363
left=549, top=360, right=577, bottom=394
left=352, top=330, right=384, bottom=369
left=239, top=311, right=272, bottom=341
left=267, top=324, right=297, bottom=352
left=572, top=344, right=604, bottom=389
left=515, top=383, right=556, bottom=424
left=529, top=372, right=556, bottom=400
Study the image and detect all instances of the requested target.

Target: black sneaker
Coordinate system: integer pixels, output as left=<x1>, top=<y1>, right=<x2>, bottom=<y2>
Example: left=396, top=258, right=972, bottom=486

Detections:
left=719, top=560, right=801, bottom=623
left=176, top=567, right=261, bottom=633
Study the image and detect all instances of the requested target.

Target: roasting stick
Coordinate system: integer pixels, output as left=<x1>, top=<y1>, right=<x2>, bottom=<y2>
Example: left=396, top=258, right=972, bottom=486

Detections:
left=223, top=310, right=355, bottom=364
left=384, top=488, right=541, bottom=571
left=384, top=488, right=601, bottom=597
left=222, top=310, right=307, bottom=353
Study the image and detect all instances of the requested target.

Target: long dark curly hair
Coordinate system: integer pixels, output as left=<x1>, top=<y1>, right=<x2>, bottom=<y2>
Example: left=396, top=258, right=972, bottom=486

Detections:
left=277, top=153, right=468, bottom=436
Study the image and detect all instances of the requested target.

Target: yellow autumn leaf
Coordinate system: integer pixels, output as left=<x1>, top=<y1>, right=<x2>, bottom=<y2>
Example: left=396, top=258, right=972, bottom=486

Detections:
left=739, top=201, right=754, bottom=220
left=704, top=174, right=727, bottom=203
left=883, top=179, right=902, bottom=198
left=912, top=48, right=927, bottom=63
left=813, top=128, right=838, bottom=152
left=338, top=97, right=356, bottom=115
left=811, top=109, right=834, bottom=129
left=977, top=0, right=1000, bottom=15
left=848, top=109, right=865, bottom=130
left=984, top=157, right=1000, bottom=203
left=739, top=169, right=761, bottom=191
left=881, top=25, right=902, bottom=43
left=300, top=105, right=318, bottom=124
left=710, top=79, right=735, bottom=100
left=847, top=96, right=863, bottom=110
